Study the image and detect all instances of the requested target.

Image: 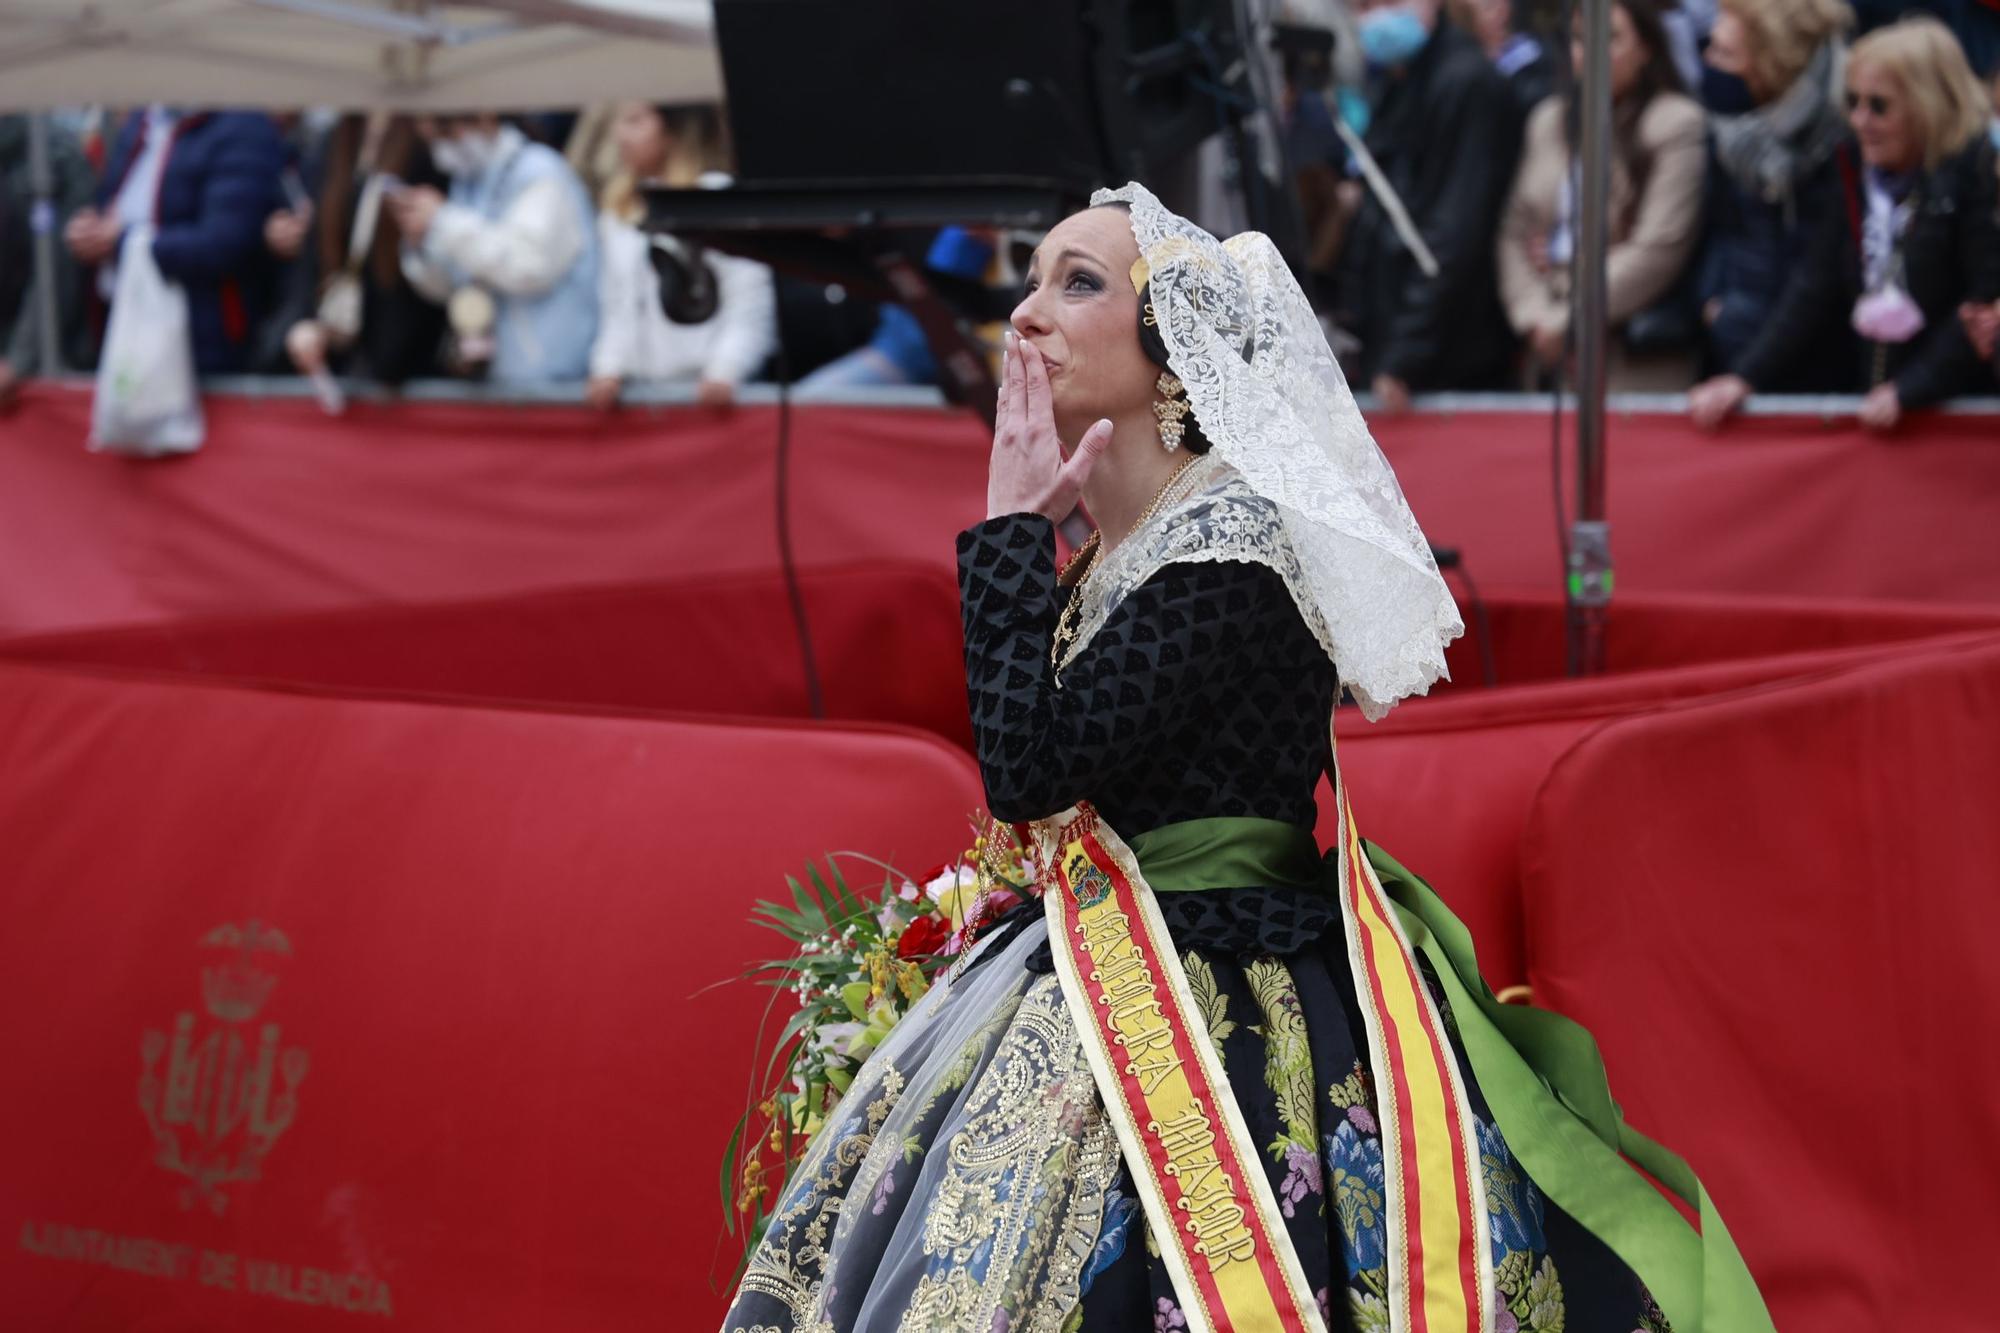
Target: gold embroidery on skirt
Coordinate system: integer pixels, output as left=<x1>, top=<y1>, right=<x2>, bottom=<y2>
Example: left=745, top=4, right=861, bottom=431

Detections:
left=735, top=1064, right=907, bottom=1324
left=901, top=977, right=1120, bottom=1333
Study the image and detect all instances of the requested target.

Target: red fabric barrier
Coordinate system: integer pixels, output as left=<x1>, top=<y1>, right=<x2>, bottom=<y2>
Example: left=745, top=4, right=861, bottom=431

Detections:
left=0, top=561, right=973, bottom=750
left=0, top=386, right=987, bottom=638
left=2, top=386, right=1995, bottom=637
left=5, top=569, right=1986, bottom=995
left=1383, top=408, right=2000, bottom=605
left=1435, top=587, right=2000, bottom=692
left=1518, top=632, right=2000, bottom=1333
left=0, top=663, right=985, bottom=1329
left=1330, top=628, right=2000, bottom=990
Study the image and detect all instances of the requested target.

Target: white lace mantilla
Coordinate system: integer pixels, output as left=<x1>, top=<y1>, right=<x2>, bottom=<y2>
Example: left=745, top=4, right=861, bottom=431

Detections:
left=1058, top=453, right=1337, bottom=675
left=1090, top=182, right=1463, bottom=720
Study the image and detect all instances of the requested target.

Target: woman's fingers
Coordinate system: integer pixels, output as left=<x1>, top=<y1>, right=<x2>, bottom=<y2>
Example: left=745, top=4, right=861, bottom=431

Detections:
left=993, top=342, right=1014, bottom=441
left=1020, top=340, right=1054, bottom=438
left=1055, top=418, right=1114, bottom=499
left=1004, top=335, right=1028, bottom=436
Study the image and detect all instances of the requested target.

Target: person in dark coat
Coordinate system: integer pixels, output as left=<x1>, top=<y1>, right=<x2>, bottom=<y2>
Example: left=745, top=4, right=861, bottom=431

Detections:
left=275, top=113, right=449, bottom=387
left=64, top=108, right=287, bottom=375
left=1691, top=16, right=2000, bottom=429
left=1450, top=0, right=1558, bottom=120
left=1688, top=0, right=1854, bottom=386
left=1332, top=0, right=1524, bottom=408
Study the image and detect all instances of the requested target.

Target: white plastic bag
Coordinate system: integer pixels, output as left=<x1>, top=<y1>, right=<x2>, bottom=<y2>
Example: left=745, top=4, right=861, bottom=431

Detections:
left=90, top=226, right=205, bottom=456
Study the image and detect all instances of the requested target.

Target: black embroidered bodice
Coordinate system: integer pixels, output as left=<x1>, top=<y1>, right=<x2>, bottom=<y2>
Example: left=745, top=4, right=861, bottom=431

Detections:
left=956, top=513, right=1338, bottom=836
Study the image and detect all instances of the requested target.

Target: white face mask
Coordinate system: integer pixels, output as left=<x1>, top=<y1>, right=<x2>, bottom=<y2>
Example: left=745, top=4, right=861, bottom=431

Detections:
left=432, top=129, right=499, bottom=180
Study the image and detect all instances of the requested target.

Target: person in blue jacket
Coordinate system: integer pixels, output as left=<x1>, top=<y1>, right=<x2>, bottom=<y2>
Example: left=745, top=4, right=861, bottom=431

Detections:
left=65, top=108, right=287, bottom=375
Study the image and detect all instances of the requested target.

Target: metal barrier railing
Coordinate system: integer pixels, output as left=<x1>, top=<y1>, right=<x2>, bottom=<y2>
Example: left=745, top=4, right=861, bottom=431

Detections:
left=32, top=373, right=2000, bottom=418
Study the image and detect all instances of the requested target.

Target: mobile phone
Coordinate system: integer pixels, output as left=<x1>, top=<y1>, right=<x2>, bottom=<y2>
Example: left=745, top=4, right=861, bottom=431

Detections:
left=280, top=168, right=311, bottom=214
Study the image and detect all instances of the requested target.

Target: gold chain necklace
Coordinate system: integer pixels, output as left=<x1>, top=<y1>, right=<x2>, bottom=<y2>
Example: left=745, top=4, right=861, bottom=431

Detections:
left=1050, top=454, right=1201, bottom=672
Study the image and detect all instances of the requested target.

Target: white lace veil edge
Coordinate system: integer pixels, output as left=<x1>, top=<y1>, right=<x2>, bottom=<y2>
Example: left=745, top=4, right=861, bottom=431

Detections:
left=1085, top=181, right=1463, bottom=721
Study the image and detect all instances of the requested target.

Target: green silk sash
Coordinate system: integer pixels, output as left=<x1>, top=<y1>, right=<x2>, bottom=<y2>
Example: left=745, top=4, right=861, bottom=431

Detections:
left=1122, top=817, right=1777, bottom=1333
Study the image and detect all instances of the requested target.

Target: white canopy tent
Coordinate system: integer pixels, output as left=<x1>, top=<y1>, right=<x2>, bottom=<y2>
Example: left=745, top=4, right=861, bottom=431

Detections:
left=0, top=0, right=721, bottom=111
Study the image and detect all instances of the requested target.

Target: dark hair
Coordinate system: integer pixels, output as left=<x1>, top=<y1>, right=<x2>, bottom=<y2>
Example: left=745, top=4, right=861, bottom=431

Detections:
left=1613, top=0, right=1689, bottom=104
left=317, top=114, right=432, bottom=290
left=1091, top=201, right=1217, bottom=454
left=1564, top=0, right=1688, bottom=166
left=1568, top=0, right=1680, bottom=136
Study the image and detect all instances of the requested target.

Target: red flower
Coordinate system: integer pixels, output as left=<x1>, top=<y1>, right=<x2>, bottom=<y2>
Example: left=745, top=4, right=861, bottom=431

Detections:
left=896, top=914, right=951, bottom=960
left=970, top=888, right=1022, bottom=929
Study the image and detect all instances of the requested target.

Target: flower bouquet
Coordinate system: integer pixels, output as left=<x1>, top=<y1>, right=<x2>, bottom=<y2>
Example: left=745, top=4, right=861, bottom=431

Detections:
left=720, top=814, right=1042, bottom=1272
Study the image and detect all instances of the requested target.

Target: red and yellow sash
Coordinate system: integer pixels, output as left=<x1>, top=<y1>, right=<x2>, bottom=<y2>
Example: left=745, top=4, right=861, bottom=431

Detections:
left=1041, top=804, right=1325, bottom=1333
left=1329, top=781, right=1492, bottom=1333
left=1039, top=777, right=1491, bottom=1333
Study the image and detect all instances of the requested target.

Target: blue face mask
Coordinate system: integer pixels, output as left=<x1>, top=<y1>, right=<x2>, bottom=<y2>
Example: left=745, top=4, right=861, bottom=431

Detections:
left=1989, top=119, right=2000, bottom=152
left=1701, top=67, right=1757, bottom=116
left=1358, top=6, right=1431, bottom=70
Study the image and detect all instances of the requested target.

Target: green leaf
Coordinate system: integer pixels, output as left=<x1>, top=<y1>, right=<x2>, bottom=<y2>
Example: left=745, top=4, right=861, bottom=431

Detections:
left=718, top=1109, right=749, bottom=1234
left=751, top=898, right=812, bottom=936
left=827, top=860, right=868, bottom=919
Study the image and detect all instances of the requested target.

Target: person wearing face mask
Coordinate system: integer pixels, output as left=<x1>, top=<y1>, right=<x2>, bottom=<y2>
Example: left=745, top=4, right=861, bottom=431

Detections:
left=1688, top=0, right=1854, bottom=389
left=1691, top=16, right=2000, bottom=430
left=1497, top=0, right=1707, bottom=390
left=391, top=112, right=599, bottom=385
left=1330, top=0, right=1524, bottom=410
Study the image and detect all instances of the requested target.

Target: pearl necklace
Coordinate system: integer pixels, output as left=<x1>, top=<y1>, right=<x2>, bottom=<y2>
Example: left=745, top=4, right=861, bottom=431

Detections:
left=1050, top=454, right=1203, bottom=672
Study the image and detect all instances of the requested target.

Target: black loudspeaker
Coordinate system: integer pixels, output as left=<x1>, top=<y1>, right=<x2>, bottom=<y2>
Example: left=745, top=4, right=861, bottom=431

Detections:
left=710, top=0, right=1251, bottom=195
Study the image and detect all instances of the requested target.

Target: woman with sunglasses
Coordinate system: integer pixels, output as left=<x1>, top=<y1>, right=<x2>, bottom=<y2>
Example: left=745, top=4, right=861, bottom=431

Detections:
left=1691, top=16, right=2000, bottom=430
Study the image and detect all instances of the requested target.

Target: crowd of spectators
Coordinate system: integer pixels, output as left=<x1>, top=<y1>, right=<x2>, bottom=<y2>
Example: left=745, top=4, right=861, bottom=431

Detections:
left=1298, top=0, right=2000, bottom=427
left=0, top=104, right=781, bottom=414
left=0, top=0, right=1996, bottom=432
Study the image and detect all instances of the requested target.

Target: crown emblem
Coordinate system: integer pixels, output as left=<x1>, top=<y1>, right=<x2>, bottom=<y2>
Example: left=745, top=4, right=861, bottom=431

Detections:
left=198, top=919, right=291, bottom=1022
left=139, top=920, right=307, bottom=1213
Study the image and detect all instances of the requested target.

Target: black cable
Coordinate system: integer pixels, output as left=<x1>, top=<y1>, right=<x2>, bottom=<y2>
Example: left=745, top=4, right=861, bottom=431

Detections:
left=771, top=349, right=825, bottom=719
left=1432, top=547, right=1498, bottom=690
left=1454, top=560, right=1500, bottom=690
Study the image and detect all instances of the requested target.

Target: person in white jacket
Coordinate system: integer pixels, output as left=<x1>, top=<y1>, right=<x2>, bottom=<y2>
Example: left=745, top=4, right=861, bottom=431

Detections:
left=586, top=103, right=776, bottom=410
left=392, top=114, right=600, bottom=384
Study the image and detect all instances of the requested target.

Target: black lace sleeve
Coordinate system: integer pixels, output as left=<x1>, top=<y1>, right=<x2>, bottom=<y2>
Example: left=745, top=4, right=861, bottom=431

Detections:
left=956, top=513, right=1313, bottom=824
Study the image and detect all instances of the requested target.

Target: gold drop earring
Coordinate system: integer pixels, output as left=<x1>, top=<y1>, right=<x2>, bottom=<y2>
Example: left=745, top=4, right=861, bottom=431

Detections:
left=1153, top=371, right=1190, bottom=452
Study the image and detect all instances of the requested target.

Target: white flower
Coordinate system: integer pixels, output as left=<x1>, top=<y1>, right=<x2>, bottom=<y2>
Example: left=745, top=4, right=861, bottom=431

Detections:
left=812, top=1021, right=862, bottom=1055
left=923, top=864, right=977, bottom=903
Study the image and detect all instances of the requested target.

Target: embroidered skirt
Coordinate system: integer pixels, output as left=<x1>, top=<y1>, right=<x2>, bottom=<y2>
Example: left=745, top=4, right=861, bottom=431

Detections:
left=719, top=819, right=1768, bottom=1333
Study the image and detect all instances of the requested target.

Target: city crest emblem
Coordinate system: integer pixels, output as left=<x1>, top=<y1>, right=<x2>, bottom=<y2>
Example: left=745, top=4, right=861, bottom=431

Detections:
left=138, top=920, right=309, bottom=1214
left=1063, top=843, right=1114, bottom=910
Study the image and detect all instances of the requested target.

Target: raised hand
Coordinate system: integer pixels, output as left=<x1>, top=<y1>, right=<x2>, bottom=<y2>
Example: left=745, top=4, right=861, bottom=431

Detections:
left=986, top=332, right=1112, bottom=523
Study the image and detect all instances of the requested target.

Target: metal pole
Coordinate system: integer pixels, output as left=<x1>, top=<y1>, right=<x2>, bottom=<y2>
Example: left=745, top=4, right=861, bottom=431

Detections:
left=1566, top=0, right=1614, bottom=676
left=26, top=113, right=65, bottom=375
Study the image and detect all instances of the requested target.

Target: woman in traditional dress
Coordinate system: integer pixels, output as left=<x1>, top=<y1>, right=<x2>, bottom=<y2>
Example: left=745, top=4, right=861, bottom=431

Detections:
left=721, top=183, right=1773, bottom=1333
